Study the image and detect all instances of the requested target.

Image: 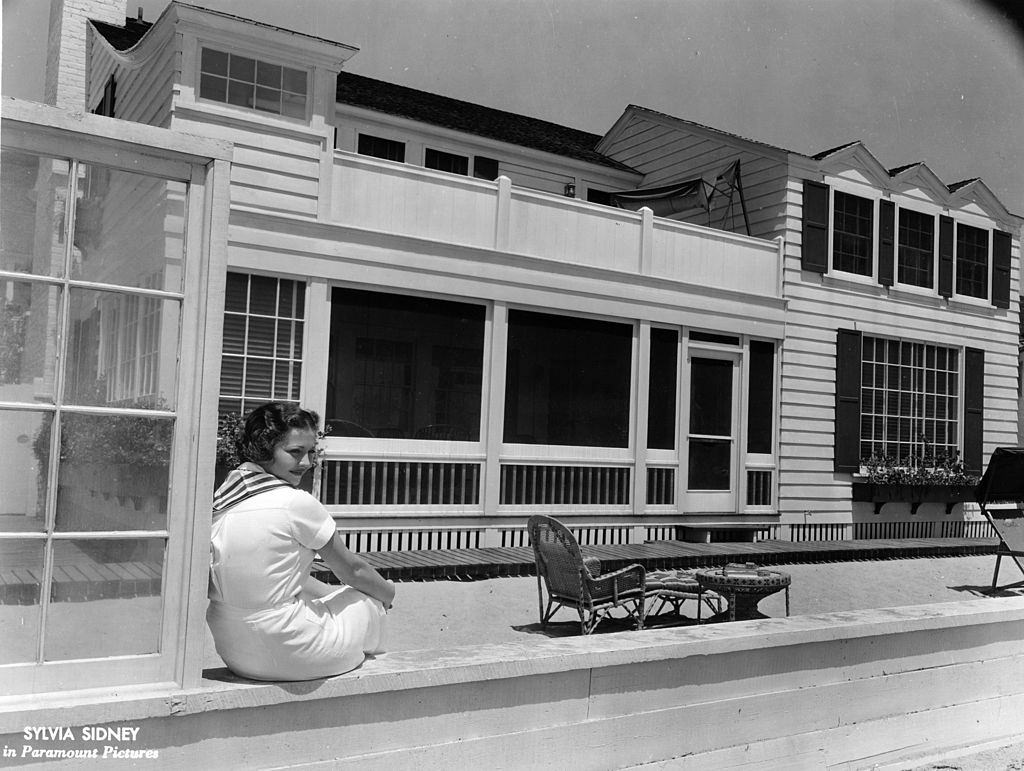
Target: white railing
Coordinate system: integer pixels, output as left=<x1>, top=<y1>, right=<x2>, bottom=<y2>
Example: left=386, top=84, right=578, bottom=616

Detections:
left=331, top=152, right=783, bottom=299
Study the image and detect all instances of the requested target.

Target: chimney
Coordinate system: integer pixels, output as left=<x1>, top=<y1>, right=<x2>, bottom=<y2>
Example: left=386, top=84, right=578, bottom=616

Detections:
left=44, top=0, right=129, bottom=110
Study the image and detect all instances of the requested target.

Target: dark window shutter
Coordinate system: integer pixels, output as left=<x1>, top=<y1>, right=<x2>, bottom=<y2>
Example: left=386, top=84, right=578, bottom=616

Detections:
left=834, top=328, right=862, bottom=473
left=938, top=215, right=954, bottom=298
left=802, top=180, right=830, bottom=274
left=992, top=229, right=1011, bottom=309
left=963, top=347, right=984, bottom=475
left=878, top=199, right=895, bottom=287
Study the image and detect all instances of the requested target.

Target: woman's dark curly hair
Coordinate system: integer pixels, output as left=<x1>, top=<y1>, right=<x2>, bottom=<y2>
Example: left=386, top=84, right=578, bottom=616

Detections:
left=236, top=402, right=320, bottom=464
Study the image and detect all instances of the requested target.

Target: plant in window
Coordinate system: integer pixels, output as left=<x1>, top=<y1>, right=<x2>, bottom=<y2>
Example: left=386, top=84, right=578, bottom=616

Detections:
left=860, top=451, right=978, bottom=487
left=216, top=411, right=246, bottom=469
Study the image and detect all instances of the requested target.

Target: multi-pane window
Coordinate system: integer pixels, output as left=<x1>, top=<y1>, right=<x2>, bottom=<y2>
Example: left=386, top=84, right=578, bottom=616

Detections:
left=898, top=209, right=934, bottom=288
left=0, top=145, right=188, bottom=688
left=199, top=48, right=307, bottom=119
left=357, top=134, right=406, bottom=163
left=425, top=148, right=469, bottom=176
left=956, top=224, right=989, bottom=299
left=219, top=273, right=305, bottom=415
left=832, top=191, right=873, bottom=275
left=859, top=336, right=959, bottom=462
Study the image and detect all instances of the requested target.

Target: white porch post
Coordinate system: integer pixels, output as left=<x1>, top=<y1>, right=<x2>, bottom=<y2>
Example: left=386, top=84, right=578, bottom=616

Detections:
left=481, top=302, right=508, bottom=546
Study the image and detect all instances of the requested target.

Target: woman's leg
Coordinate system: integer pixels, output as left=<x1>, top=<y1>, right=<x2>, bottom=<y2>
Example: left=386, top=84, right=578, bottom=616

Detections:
left=319, top=585, right=388, bottom=654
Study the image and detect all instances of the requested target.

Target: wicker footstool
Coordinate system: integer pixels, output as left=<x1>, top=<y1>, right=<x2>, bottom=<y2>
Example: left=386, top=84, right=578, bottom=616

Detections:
left=645, top=568, right=723, bottom=619
left=695, top=563, right=791, bottom=622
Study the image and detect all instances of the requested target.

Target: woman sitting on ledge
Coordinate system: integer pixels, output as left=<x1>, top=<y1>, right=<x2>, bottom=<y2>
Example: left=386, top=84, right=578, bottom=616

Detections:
left=207, top=402, right=396, bottom=681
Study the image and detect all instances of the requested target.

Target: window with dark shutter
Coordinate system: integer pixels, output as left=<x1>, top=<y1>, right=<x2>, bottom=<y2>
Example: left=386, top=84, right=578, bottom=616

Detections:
left=878, top=199, right=895, bottom=287
left=832, top=191, right=873, bottom=276
left=963, top=347, right=984, bottom=475
left=834, top=328, right=862, bottom=473
left=955, top=223, right=989, bottom=299
left=898, top=208, right=936, bottom=288
left=937, top=215, right=953, bottom=298
left=992, top=230, right=1011, bottom=309
left=802, top=180, right=830, bottom=274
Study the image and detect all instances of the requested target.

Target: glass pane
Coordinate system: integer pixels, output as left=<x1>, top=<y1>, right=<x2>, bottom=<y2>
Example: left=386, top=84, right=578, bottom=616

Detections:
left=222, top=313, right=246, bottom=354
left=0, top=150, right=69, bottom=277
left=0, top=539, right=44, bottom=663
left=283, top=67, right=307, bottom=95
left=256, top=60, right=282, bottom=88
left=63, top=289, right=180, bottom=408
left=247, top=316, right=275, bottom=356
left=44, top=538, right=164, bottom=660
left=689, top=357, right=733, bottom=436
left=688, top=438, right=731, bottom=490
left=281, top=92, right=307, bottom=119
left=0, top=280, right=61, bottom=404
left=199, top=73, right=227, bottom=102
left=502, top=310, right=631, bottom=446
left=647, top=328, right=678, bottom=450
left=201, top=47, right=228, bottom=76
left=329, top=288, right=486, bottom=441
left=225, top=272, right=249, bottom=312
left=0, top=410, right=51, bottom=532
left=229, top=54, right=256, bottom=82
left=73, top=164, right=186, bottom=293
left=227, top=79, right=253, bottom=108
left=254, top=86, right=281, bottom=114
left=248, top=275, right=278, bottom=315
left=55, top=413, right=172, bottom=531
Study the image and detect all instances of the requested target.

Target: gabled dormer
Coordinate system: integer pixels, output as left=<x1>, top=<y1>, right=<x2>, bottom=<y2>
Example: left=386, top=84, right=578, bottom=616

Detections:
left=802, top=148, right=1018, bottom=309
left=90, top=1, right=357, bottom=132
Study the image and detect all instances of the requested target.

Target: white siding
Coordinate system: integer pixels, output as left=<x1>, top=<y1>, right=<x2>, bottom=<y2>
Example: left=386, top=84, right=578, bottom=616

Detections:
left=600, top=114, right=791, bottom=240
left=173, top=108, right=324, bottom=218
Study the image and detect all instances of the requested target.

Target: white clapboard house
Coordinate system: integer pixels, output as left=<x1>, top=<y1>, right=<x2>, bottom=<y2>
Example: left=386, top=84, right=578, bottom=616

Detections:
left=85, top=1, right=1022, bottom=548
left=1, top=0, right=1021, bottom=702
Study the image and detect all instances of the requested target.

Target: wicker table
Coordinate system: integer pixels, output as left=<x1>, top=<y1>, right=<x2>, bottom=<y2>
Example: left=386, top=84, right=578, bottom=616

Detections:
left=696, top=563, right=791, bottom=622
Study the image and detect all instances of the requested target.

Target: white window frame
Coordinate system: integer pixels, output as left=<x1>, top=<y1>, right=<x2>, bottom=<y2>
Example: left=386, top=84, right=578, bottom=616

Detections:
left=0, top=100, right=229, bottom=697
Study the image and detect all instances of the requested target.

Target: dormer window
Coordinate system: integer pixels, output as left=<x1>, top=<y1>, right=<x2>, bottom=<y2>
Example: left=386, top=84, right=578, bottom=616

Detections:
left=897, top=208, right=934, bottom=288
left=199, top=48, right=307, bottom=119
left=801, top=179, right=1011, bottom=309
left=955, top=224, right=989, bottom=299
left=832, top=191, right=873, bottom=276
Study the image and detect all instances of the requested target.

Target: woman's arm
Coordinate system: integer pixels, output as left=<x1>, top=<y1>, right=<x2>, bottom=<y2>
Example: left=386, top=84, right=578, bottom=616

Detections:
left=317, top=533, right=396, bottom=608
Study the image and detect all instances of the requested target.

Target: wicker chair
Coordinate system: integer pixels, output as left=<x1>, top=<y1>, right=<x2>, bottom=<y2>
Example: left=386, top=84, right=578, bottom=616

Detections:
left=527, top=515, right=646, bottom=634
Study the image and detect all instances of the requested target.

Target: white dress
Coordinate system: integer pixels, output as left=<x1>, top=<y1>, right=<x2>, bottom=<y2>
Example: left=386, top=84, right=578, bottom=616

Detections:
left=207, top=472, right=386, bottom=681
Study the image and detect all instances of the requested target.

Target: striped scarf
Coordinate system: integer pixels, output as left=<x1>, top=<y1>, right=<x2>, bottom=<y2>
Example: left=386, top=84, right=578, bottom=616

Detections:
left=212, top=462, right=290, bottom=513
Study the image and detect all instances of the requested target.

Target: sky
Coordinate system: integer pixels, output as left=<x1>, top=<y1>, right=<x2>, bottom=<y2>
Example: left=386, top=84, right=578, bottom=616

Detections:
left=3, top=0, right=1023, bottom=215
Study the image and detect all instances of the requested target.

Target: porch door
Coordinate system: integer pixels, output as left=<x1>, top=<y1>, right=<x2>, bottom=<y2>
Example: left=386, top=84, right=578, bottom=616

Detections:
left=684, top=353, right=739, bottom=512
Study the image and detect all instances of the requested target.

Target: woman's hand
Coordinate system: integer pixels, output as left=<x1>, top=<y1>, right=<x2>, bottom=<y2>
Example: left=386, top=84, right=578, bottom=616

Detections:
left=318, top=533, right=396, bottom=609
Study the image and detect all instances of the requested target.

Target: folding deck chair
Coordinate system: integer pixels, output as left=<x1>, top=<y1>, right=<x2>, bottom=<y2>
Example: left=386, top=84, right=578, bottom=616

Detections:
left=974, top=447, right=1024, bottom=592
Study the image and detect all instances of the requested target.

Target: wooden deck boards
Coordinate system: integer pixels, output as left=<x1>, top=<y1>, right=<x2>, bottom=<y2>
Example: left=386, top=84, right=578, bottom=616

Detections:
left=0, top=537, right=998, bottom=602
left=324, top=537, right=999, bottom=582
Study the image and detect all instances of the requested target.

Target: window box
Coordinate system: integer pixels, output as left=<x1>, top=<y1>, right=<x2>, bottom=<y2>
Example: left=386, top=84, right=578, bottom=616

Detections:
left=851, top=481, right=977, bottom=515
